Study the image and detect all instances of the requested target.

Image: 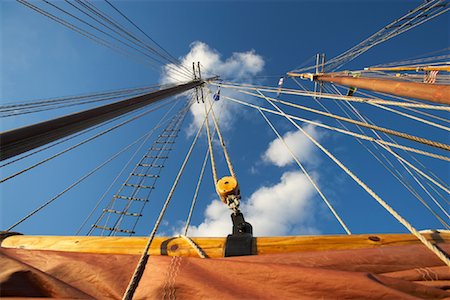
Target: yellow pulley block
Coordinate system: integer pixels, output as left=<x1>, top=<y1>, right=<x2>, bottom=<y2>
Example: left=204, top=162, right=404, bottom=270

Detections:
left=216, top=176, right=240, bottom=204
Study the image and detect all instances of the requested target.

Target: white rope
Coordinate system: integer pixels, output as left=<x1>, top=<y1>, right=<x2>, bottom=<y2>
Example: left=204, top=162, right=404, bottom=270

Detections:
left=80, top=100, right=183, bottom=235
left=396, top=156, right=450, bottom=220
left=205, top=90, right=237, bottom=179
left=211, top=82, right=450, bottom=111
left=122, top=100, right=214, bottom=300
left=336, top=89, right=450, bottom=195
left=184, top=97, right=226, bottom=236
left=177, top=235, right=207, bottom=258
left=183, top=148, right=209, bottom=236
left=6, top=127, right=156, bottom=232
left=321, top=85, right=450, bottom=227
left=330, top=87, right=450, bottom=222
left=257, top=89, right=450, bottom=267
left=224, top=96, right=449, bottom=162
left=203, top=94, right=218, bottom=184
left=257, top=108, right=351, bottom=235
left=237, top=90, right=450, bottom=152
left=78, top=118, right=169, bottom=235
left=370, top=103, right=449, bottom=132
left=378, top=144, right=450, bottom=195
left=331, top=84, right=450, bottom=190
left=0, top=99, right=175, bottom=184
left=329, top=84, right=450, bottom=132
left=370, top=51, right=450, bottom=68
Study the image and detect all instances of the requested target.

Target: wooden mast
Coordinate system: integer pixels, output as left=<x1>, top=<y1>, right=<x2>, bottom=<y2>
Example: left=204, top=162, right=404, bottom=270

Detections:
left=0, top=80, right=206, bottom=161
left=287, top=72, right=450, bottom=105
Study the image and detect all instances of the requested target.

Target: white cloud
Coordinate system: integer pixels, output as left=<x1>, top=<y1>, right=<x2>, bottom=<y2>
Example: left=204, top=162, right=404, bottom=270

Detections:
left=161, top=41, right=265, bottom=134
left=245, top=171, right=317, bottom=236
left=162, top=41, right=264, bottom=84
left=181, top=122, right=328, bottom=237
left=186, top=171, right=318, bottom=237
left=183, top=199, right=231, bottom=237
left=263, top=123, right=323, bottom=167
left=166, top=43, right=328, bottom=238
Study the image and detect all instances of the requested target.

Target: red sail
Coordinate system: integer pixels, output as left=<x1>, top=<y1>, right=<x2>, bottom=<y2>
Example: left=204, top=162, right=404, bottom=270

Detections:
left=2, top=243, right=449, bottom=299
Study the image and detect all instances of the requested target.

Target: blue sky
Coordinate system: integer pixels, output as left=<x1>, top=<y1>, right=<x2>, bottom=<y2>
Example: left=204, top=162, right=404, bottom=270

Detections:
left=1, top=0, right=448, bottom=237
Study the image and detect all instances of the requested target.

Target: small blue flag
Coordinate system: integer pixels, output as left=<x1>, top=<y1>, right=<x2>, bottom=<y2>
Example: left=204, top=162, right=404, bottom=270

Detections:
left=213, top=88, right=221, bottom=101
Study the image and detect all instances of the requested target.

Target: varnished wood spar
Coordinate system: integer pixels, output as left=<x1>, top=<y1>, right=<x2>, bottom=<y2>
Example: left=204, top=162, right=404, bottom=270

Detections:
left=287, top=72, right=450, bottom=105
left=367, top=65, right=450, bottom=72
left=1, top=233, right=449, bottom=258
left=0, top=80, right=205, bottom=161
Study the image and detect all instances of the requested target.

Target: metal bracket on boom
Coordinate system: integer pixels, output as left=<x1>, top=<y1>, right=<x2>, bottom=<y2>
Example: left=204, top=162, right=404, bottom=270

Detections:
left=221, top=192, right=253, bottom=257
left=224, top=210, right=253, bottom=257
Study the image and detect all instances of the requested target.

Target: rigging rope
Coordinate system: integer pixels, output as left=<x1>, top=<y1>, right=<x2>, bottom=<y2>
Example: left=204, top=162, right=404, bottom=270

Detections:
left=330, top=84, right=450, bottom=132
left=64, top=0, right=183, bottom=75
left=17, top=0, right=190, bottom=83
left=0, top=98, right=175, bottom=184
left=257, top=108, right=352, bottom=235
left=16, top=0, right=147, bottom=65
left=321, top=82, right=448, bottom=227
left=334, top=83, right=450, bottom=191
left=0, top=115, right=127, bottom=169
left=204, top=93, right=218, bottom=184
left=122, top=103, right=209, bottom=300
left=6, top=125, right=158, bottom=232
left=379, top=144, right=450, bottom=195
left=82, top=0, right=192, bottom=78
left=43, top=0, right=186, bottom=77
left=73, top=0, right=192, bottom=78
left=291, top=1, right=449, bottom=72
left=184, top=98, right=225, bottom=236
left=332, top=83, right=449, bottom=172
left=224, top=90, right=449, bottom=228
left=258, top=90, right=450, bottom=267
left=0, top=84, right=165, bottom=110
left=78, top=99, right=181, bottom=235
left=238, top=90, right=450, bottom=152
left=1, top=90, right=159, bottom=118
left=111, top=100, right=192, bottom=236
left=183, top=148, right=209, bottom=236
left=80, top=0, right=183, bottom=68
left=370, top=49, right=450, bottom=68
left=399, top=159, right=450, bottom=220
left=289, top=78, right=449, bottom=229
left=103, top=0, right=190, bottom=73
left=205, top=89, right=237, bottom=179
left=214, top=82, right=450, bottom=111
left=177, top=235, right=207, bottom=258
left=223, top=96, right=449, bottom=162
left=391, top=105, right=449, bottom=125
left=322, top=84, right=450, bottom=227
left=297, top=77, right=445, bottom=193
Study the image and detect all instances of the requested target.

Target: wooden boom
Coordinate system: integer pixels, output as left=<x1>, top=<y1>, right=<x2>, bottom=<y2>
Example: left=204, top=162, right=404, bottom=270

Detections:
left=2, top=232, right=449, bottom=258
left=366, top=65, right=450, bottom=72
left=287, top=72, right=450, bottom=105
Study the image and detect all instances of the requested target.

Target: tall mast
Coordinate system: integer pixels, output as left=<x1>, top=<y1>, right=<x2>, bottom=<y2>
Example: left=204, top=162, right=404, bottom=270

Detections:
left=0, top=80, right=205, bottom=161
